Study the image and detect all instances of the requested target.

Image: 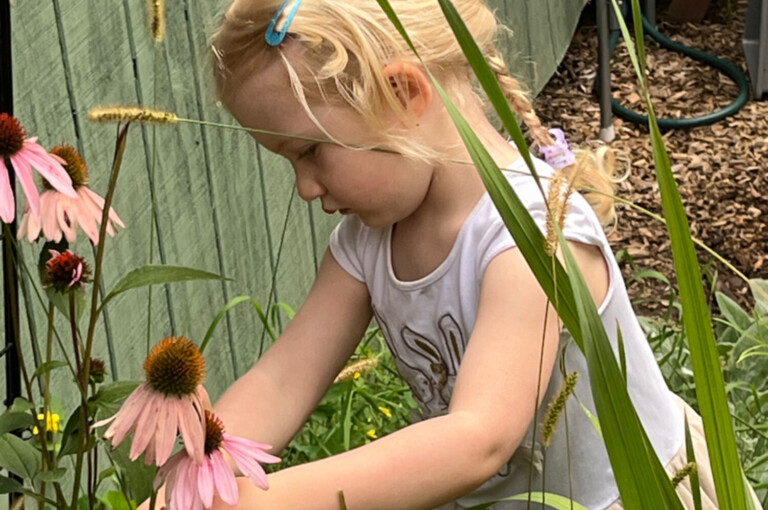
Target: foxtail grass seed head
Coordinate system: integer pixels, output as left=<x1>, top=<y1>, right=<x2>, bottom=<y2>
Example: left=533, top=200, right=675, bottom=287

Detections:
left=671, top=462, right=697, bottom=488
left=544, top=171, right=573, bottom=256
left=150, top=0, right=165, bottom=42
left=47, top=144, right=88, bottom=189
left=542, top=371, right=579, bottom=447
left=203, top=410, right=225, bottom=457
left=144, top=336, right=206, bottom=397
left=42, top=249, right=91, bottom=293
left=0, top=113, right=26, bottom=157
left=88, top=106, right=178, bottom=125
left=334, top=358, right=378, bottom=383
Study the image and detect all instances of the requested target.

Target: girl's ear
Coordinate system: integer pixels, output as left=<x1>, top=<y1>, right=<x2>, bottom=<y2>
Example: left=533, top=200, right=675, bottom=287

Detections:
left=382, top=62, right=433, bottom=119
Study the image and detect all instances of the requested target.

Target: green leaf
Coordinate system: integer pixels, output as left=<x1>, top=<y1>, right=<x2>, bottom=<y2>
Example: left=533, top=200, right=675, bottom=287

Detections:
left=97, top=490, right=137, bottom=510
left=715, top=292, right=752, bottom=333
left=466, top=491, right=589, bottom=510
left=91, top=381, right=141, bottom=413
left=0, top=474, right=22, bottom=494
left=0, top=411, right=34, bottom=436
left=99, top=265, right=228, bottom=312
left=32, top=360, right=69, bottom=380
left=34, top=467, right=66, bottom=482
left=0, top=434, right=41, bottom=480
left=58, top=408, right=83, bottom=458
left=200, top=295, right=252, bottom=353
left=750, top=279, right=768, bottom=315
left=10, top=398, right=34, bottom=413
left=109, top=441, right=157, bottom=504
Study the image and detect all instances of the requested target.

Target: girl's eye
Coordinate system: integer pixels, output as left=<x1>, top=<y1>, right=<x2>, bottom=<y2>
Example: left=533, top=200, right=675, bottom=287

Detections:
left=298, top=143, right=320, bottom=160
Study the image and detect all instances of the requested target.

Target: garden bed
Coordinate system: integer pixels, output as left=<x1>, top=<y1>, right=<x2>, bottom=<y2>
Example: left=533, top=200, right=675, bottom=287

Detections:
left=534, top=0, right=766, bottom=316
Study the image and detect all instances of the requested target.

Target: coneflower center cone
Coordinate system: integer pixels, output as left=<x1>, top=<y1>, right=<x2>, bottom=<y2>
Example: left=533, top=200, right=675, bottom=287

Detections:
left=203, top=410, right=224, bottom=456
left=46, top=144, right=88, bottom=189
left=0, top=113, right=26, bottom=157
left=144, top=336, right=205, bottom=397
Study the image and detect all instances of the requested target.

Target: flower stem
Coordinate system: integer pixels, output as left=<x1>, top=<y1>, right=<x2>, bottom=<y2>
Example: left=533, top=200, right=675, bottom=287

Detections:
left=69, top=291, right=89, bottom=510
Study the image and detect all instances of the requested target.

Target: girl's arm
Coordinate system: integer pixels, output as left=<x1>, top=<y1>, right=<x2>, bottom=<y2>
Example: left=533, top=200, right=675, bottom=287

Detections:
left=217, top=242, right=609, bottom=510
left=214, top=248, right=374, bottom=452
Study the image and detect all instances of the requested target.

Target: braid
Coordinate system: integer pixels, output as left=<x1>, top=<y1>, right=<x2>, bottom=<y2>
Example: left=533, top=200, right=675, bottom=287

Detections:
left=487, top=49, right=618, bottom=226
left=487, top=51, right=553, bottom=148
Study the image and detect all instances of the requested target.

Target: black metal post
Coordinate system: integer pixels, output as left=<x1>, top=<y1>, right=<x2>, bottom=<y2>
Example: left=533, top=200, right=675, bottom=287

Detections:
left=2, top=0, right=22, bottom=431
left=597, top=0, right=616, bottom=141
left=1, top=1, right=23, bottom=505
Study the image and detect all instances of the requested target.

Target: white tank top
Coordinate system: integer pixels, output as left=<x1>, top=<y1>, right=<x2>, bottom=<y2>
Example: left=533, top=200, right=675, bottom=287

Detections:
left=330, top=156, right=684, bottom=509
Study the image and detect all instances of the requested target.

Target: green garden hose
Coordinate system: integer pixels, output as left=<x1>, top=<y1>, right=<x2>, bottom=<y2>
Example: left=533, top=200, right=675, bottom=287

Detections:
left=605, top=11, right=750, bottom=129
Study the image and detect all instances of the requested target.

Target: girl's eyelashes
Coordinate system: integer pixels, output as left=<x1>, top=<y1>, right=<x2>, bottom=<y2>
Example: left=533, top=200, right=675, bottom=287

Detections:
left=298, top=143, right=320, bottom=160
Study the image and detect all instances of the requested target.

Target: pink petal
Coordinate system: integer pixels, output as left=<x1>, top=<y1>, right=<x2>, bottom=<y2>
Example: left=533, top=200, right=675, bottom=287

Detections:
left=222, top=437, right=273, bottom=490
left=104, top=384, right=150, bottom=445
left=83, top=187, right=125, bottom=228
left=0, top=160, right=15, bottom=222
left=210, top=450, right=239, bottom=506
left=172, top=457, right=192, bottom=510
left=9, top=154, right=40, bottom=218
left=144, top=434, right=157, bottom=466
left=74, top=189, right=103, bottom=243
left=21, top=142, right=76, bottom=198
left=41, top=193, right=62, bottom=242
left=155, top=404, right=178, bottom=466
left=19, top=203, right=41, bottom=242
left=223, top=434, right=280, bottom=464
left=130, top=393, right=160, bottom=461
left=154, top=451, right=184, bottom=491
left=177, top=398, right=205, bottom=465
left=68, top=262, right=83, bottom=288
left=55, top=195, right=77, bottom=242
left=197, top=456, right=215, bottom=508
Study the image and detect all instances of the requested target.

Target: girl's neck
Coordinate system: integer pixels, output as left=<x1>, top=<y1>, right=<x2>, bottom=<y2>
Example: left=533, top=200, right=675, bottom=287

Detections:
left=390, top=108, right=519, bottom=281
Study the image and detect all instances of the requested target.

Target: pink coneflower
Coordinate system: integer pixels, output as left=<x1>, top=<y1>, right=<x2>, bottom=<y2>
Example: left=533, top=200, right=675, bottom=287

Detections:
left=17, top=144, right=124, bottom=245
left=93, top=336, right=211, bottom=466
left=42, top=249, right=91, bottom=293
left=0, top=113, right=76, bottom=223
left=155, top=410, right=280, bottom=510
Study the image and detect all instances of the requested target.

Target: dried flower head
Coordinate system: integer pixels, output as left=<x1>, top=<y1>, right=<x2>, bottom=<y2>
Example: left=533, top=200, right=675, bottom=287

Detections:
left=144, top=336, right=206, bottom=397
left=542, top=371, right=579, bottom=447
left=544, top=171, right=573, bottom=256
left=88, top=358, right=107, bottom=384
left=88, top=106, right=178, bottom=125
left=42, top=249, right=91, bottom=292
left=150, top=0, right=165, bottom=42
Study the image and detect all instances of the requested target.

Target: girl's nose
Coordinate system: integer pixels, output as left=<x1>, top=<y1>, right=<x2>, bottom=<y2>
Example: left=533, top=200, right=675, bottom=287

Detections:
left=294, top=166, right=325, bottom=202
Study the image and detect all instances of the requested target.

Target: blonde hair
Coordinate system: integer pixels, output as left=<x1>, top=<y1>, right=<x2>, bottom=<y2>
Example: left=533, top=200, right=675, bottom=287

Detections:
left=210, top=0, right=617, bottom=224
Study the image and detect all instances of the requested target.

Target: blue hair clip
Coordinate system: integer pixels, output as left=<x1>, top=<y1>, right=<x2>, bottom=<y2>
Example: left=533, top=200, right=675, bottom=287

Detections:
left=265, top=0, right=304, bottom=46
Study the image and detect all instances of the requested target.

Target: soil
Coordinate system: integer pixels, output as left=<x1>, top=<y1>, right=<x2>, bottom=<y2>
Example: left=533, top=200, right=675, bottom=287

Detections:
left=533, top=0, right=767, bottom=317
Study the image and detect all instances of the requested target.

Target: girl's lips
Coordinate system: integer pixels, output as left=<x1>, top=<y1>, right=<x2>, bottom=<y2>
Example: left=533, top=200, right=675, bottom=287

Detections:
left=339, top=208, right=352, bottom=215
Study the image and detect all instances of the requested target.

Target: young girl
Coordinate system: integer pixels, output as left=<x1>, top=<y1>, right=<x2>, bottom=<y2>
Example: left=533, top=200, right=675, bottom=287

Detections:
left=175, top=0, right=749, bottom=508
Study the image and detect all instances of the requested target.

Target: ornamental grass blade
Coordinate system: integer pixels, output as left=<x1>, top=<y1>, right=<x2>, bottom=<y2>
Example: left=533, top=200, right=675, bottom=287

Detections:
left=557, top=228, right=682, bottom=509
left=200, top=295, right=253, bottom=353
left=614, top=1, right=749, bottom=506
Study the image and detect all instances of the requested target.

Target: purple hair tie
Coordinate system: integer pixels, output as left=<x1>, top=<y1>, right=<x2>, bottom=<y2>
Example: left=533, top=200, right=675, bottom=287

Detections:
left=539, top=128, right=576, bottom=169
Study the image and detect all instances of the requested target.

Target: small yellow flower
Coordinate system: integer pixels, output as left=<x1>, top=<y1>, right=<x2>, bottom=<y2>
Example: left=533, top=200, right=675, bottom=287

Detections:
left=33, top=412, right=61, bottom=435
left=366, top=429, right=378, bottom=439
left=378, top=406, right=392, bottom=418
left=353, top=372, right=361, bottom=380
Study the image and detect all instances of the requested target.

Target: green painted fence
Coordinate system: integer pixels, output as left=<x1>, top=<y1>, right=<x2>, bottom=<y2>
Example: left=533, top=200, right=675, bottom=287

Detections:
left=3, top=0, right=588, bottom=404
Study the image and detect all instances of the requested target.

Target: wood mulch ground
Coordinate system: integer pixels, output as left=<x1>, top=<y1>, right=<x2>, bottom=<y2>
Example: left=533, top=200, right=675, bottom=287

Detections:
left=534, top=0, right=767, bottom=317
